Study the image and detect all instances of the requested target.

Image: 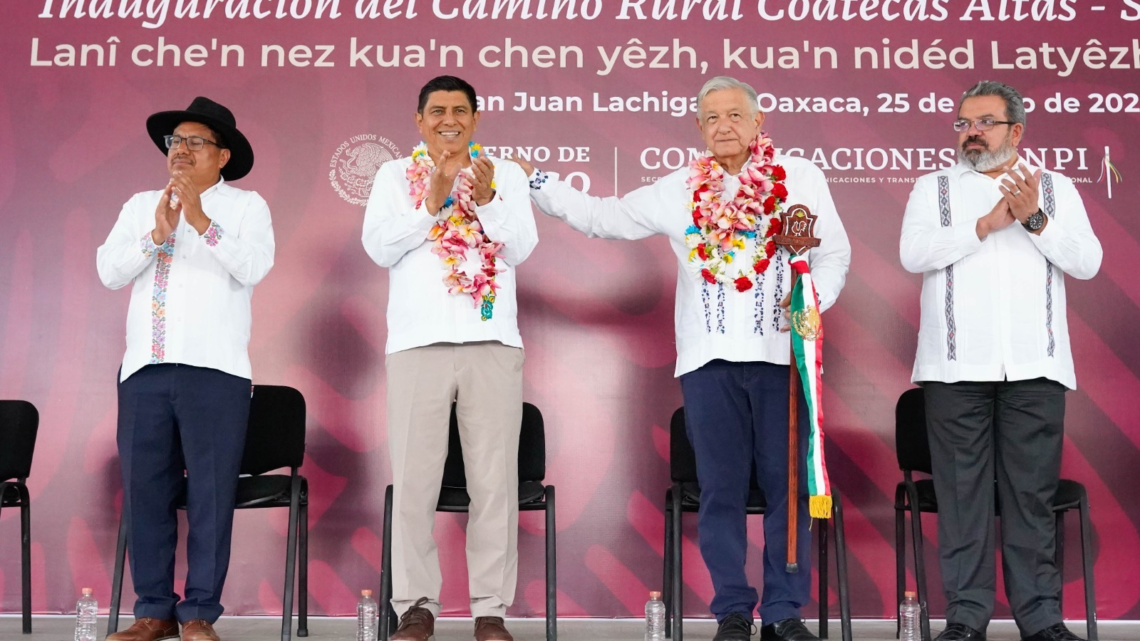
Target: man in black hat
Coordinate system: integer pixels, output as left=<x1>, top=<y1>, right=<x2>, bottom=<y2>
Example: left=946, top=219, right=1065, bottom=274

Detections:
left=96, top=97, right=274, bottom=641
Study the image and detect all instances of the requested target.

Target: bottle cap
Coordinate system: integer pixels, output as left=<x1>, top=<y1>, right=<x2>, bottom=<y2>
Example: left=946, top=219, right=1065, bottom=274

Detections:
left=649, top=591, right=662, bottom=598
left=904, top=591, right=916, bottom=598
left=82, top=588, right=93, bottom=596
left=361, top=589, right=373, bottom=597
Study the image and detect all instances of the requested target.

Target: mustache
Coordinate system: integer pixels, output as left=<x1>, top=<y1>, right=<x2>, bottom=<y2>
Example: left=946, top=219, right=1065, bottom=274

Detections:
left=962, top=136, right=988, bottom=151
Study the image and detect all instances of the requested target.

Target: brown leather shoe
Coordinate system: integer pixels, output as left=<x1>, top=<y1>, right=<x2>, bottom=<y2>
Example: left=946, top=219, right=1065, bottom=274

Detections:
left=106, top=618, right=179, bottom=641
left=391, top=597, right=435, bottom=641
left=474, top=616, right=514, bottom=641
left=181, top=619, right=221, bottom=641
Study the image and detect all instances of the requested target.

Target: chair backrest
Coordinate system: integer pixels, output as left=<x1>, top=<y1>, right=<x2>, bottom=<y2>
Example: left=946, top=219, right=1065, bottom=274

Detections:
left=239, top=385, right=306, bottom=476
left=0, top=400, right=39, bottom=481
left=895, top=388, right=932, bottom=474
left=669, top=407, right=699, bottom=483
left=442, top=402, right=545, bottom=488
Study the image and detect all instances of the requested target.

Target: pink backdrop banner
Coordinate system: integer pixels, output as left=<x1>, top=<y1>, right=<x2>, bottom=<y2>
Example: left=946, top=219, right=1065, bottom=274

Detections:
left=1, top=0, right=1138, bottom=620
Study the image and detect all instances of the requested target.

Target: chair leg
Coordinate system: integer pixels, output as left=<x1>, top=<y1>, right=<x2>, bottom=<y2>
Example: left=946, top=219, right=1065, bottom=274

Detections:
left=18, top=484, right=32, bottom=634
left=109, top=513, right=129, bottom=637
left=381, top=485, right=395, bottom=641
left=281, top=476, right=302, bottom=641
left=832, top=491, right=851, bottom=641
left=906, top=484, right=931, bottom=641
left=1077, top=491, right=1097, bottom=641
left=671, top=484, right=684, bottom=641
left=819, top=516, right=829, bottom=640
left=1054, top=512, right=1065, bottom=616
left=663, top=490, right=673, bottom=639
left=545, top=485, right=557, bottom=641
left=298, top=500, right=309, bottom=637
left=895, top=488, right=906, bottom=640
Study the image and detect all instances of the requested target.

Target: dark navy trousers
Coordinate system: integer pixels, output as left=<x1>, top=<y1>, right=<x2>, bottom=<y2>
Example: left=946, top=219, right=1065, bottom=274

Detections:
left=680, top=359, right=812, bottom=625
left=117, top=364, right=250, bottom=623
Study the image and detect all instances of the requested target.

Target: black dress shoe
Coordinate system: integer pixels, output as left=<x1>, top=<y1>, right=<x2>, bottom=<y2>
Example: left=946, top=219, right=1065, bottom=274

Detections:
left=1022, top=623, right=1084, bottom=641
left=714, top=612, right=756, bottom=641
left=760, top=618, right=819, bottom=641
left=935, top=623, right=987, bottom=641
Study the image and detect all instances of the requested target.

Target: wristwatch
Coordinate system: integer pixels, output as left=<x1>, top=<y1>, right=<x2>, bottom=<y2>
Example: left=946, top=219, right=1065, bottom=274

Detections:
left=1023, top=209, right=1045, bottom=232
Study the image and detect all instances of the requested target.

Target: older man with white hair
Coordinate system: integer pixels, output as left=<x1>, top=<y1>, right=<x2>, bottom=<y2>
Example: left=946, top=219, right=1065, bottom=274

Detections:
left=515, top=76, right=851, bottom=641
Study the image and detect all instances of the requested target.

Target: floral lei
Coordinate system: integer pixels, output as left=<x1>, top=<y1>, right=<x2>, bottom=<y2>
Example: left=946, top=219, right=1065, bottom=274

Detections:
left=684, top=134, right=789, bottom=292
left=407, top=141, right=502, bottom=321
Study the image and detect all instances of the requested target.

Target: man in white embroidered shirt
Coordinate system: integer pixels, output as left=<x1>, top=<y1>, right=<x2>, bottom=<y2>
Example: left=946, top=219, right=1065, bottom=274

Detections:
left=96, top=97, right=275, bottom=641
left=362, top=76, right=538, bottom=641
left=516, top=76, right=851, bottom=641
left=900, top=81, right=1102, bottom=641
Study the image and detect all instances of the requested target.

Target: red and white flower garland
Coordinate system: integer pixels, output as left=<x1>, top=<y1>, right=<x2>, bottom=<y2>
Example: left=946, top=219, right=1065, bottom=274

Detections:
left=684, top=134, right=789, bottom=292
left=407, top=142, right=503, bottom=321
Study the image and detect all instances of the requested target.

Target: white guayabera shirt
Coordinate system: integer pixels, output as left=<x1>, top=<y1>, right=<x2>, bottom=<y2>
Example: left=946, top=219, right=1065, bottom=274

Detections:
left=362, top=156, right=538, bottom=355
left=97, top=179, right=276, bottom=383
left=528, top=154, right=852, bottom=378
left=900, top=157, right=1103, bottom=390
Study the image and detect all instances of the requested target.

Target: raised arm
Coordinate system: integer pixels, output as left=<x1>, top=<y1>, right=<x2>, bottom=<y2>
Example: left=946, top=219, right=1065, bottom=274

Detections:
left=97, top=193, right=161, bottom=290
left=900, top=176, right=988, bottom=274
left=202, top=191, right=275, bottom=287
left=474, top=160, right=538, bottom=265
left=1027, top=173, right=1102, bottom=280
left=362, top=161, right=437, bottom=268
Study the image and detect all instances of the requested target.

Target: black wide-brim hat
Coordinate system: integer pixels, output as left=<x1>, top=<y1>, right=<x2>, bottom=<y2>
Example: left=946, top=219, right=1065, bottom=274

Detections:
left=146, top=96, right=254, bottom=181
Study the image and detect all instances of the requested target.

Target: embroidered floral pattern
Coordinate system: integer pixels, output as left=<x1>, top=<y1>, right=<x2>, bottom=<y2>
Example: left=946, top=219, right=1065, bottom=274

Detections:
left=529, top=169, right=549, bottom=190
left=202, top=220, right=224, bottom=247
left=150, top=233, right=177, bottom=363
left=754, top=270, right=766, bottom=335
left=141, top=233, right=160, bottom=258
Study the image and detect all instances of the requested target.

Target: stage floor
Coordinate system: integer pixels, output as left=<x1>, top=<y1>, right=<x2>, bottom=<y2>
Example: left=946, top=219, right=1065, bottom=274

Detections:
left=0, top=617, right=1122, bottom=641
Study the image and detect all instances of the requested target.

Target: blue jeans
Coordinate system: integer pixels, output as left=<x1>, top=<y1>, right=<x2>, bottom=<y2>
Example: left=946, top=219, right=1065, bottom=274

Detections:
left=680, top=359, right=811, bottom=625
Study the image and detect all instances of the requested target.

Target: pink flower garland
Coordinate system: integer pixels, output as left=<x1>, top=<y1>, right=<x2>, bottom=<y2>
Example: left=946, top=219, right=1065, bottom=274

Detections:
left=685, top=135, right=788, bottom=292
left=406, top=143, right=503, bottom=320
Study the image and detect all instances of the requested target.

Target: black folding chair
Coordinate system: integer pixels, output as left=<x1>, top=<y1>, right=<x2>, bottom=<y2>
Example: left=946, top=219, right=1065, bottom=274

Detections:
left=108, top=385, right=310, bottom=641
left=380, top=402, right=556, bottom=640
left=0, top=400, right=39, bottom=634
left=893, top=387, right=1098, bottom=641
left=663, top=407, right=851, bottom=641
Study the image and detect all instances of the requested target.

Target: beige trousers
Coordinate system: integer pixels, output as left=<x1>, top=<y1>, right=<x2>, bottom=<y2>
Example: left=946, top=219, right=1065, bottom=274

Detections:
left=386, top=342, right=524, bottom=618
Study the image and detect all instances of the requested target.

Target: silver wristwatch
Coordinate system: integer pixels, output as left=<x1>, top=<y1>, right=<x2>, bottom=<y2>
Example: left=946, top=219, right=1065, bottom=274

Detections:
left=1023, top=209, right=1045, bottom=232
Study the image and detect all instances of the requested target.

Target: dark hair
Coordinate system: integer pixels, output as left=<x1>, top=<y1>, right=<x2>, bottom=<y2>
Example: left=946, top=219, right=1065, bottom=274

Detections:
left=417, top=76, right=478, bottom=114
left=960, top=80, right=1026, bottom=126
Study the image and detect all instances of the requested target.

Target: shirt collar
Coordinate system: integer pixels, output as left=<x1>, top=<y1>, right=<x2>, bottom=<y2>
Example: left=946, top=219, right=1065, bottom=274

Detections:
left=200, top=176, right=225, bottom=198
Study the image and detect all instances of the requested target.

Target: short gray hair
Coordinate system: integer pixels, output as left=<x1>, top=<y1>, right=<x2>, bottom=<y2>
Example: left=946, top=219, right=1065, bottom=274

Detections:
left=960, top=80, right=1026, bottom=125
left=697, top=76, right=759, bottom=116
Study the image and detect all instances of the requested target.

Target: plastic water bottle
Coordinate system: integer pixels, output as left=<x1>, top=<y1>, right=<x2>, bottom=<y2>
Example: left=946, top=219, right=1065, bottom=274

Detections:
left=74, top=588, right=97, bottom=641
left=358, top=589, right=378, bottom=641
left=900, top=591, right=921, bottom=641
left=645, top=591, right=666, bottom=641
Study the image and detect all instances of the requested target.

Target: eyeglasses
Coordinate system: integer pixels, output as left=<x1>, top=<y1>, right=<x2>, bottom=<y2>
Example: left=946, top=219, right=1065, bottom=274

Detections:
left=164, top=135, right=223, bottom=151
left=952, top=118, right=1016, bottom=133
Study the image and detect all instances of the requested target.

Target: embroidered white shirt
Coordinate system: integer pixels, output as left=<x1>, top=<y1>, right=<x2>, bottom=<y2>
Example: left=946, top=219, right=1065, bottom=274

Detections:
left=528, top=154, right=851, bottom=377
left=96, top=179, right=276, bottom=382
left=900, top=158, right=1102, bottom=389
left=362, top=156, right=538, bottom=355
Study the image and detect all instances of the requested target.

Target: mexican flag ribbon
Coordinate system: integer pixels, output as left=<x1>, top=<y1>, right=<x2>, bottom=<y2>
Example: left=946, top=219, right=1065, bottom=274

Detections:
left=789, top=258, right=832, bottom=519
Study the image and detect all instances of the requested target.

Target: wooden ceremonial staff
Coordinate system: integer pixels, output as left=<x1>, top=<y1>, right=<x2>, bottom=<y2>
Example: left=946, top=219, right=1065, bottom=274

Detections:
left=773, top=205, right=820, bottom=573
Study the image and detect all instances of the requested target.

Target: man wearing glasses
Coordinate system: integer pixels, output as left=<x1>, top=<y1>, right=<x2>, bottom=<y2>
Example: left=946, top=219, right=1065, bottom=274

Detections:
left=899, top=81, right=1101, bottom=641
left=97, top=97, right=274, bottom=641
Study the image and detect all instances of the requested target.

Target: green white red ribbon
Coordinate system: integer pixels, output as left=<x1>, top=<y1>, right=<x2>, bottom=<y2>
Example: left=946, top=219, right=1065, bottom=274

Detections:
left=789, top=257, right=831, bottom=518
